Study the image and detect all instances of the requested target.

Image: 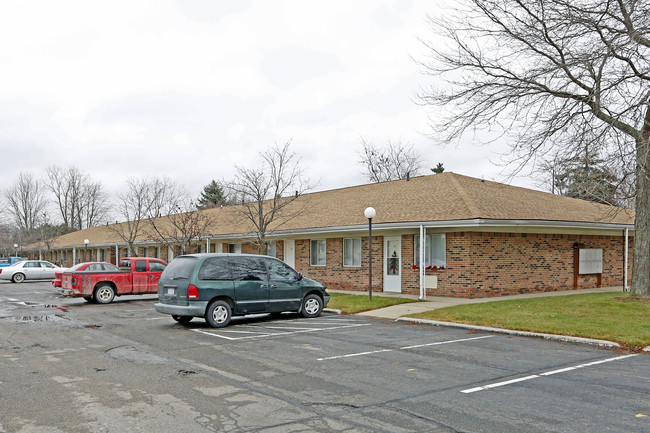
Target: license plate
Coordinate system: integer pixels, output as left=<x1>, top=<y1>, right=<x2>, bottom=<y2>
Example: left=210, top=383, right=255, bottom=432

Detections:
left=167, top=288, right=175, bottom=295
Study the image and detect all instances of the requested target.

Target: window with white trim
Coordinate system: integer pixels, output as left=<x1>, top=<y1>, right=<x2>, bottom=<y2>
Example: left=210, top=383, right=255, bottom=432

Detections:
left=228, top=243, right=242, bottom=254
left=310, top=239, right=326, bottom=266
left=343, top=238, right=362, bottom=267
left=264, top=241, right=277, bottom=257
left=414, top=234, right=446, bottom=267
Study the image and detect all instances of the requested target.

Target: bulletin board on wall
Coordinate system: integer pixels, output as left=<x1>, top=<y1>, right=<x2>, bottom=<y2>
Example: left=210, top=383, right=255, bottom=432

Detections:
left=574, top=247, right=603, bottom=289
left=578, top=248, right=603, bottom=274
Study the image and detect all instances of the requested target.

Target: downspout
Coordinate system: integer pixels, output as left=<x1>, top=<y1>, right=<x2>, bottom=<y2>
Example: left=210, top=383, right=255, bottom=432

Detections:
left=73, top=247, right=76, bottom=265
left=115, top=244, right=119, bottom=265
left=419, top=225, right=426, bottom=301
left=206, top=237, right=210, bottom=254
left=624, top=228, right=629, bottom=291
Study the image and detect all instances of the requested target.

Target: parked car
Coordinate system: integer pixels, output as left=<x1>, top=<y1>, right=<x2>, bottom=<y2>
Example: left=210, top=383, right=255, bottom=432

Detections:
left=58, top=257, right=167, bottom=303
left=0, top=257, right=24, bottom=267
left=0, top=260, right=67, bottom=283
left=154, top=253, right=330, bottom=328
left=52, top=262, right=119, bottom=288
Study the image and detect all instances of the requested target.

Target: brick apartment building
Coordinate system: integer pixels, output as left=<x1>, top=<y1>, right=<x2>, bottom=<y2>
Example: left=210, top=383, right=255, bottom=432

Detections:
left=38, top=173, right=635, bottom=298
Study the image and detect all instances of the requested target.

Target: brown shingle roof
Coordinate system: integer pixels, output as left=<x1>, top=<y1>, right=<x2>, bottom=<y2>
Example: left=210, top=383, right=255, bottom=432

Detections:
left=50, top=172, right=634, bottom=247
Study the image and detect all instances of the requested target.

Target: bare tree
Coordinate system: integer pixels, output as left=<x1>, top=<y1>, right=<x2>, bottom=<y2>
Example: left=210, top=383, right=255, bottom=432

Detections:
left=81, top=179, right=111, bottom=229
left=4, top=172, right=47, bottom=233
left=144, top=179, right=213, bottom=255
left=147, top=176, right=186, bottom=219
left=418, top=0, right=650, bottom=296
left=0, top=224, right=15, bottom=257
left=145, top=197, right=213, bottom=255
left=229, top=141, right=313, bottom=254
left=45, top=166, right=110, bottom=230
left=108, top=178, right=153, bottom=256
left=358, top=137, right=423, bottom=182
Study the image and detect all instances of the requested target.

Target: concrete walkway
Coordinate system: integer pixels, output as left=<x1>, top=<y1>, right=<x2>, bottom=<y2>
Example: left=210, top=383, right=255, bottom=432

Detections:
left=328, top=287, right=650, bottom=350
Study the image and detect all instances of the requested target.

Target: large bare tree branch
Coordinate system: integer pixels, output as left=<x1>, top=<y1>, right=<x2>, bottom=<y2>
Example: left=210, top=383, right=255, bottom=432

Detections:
left=418, top=0, right=650, bottom=296
left=228, top=141, right=313, bottom=254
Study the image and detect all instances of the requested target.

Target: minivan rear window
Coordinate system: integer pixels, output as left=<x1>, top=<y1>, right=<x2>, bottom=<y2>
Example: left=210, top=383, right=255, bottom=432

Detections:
left=162, top=256, right=198, bottom=280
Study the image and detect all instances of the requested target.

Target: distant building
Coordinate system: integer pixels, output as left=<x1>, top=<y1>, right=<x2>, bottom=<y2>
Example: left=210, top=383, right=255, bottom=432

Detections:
left=39, top=173, right=634, bottom=298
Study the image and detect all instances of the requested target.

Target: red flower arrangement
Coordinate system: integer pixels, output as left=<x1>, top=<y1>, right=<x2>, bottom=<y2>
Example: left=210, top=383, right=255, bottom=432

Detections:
left=412, top=265, right=445, bottom=270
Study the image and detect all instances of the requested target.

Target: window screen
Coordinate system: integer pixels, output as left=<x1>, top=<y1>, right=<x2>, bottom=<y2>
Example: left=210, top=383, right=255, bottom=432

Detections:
left=310, top=240, right=326, bottom=266
left=414, top=234, right=446, bottom=267
left=343, top=238, right=362, bottom=267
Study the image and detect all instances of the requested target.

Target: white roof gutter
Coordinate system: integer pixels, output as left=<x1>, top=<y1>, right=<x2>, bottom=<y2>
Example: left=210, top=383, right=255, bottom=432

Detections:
left=210, top=218, right=634, bottom=239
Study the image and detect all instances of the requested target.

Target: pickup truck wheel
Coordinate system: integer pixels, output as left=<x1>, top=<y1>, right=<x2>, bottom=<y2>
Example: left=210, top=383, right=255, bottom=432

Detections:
left=301, top=294, right=323, bottom=318
left=205, top=300, right=231, bottom=328
left=12, top=273, right=25, bottom=283
left=172, top=315, right=193, bottom=324
left=94, top=285, right=115, bottom=304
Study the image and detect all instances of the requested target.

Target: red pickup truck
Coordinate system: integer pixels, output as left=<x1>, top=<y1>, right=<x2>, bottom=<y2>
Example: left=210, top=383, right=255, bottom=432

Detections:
left=58, top=257, right=167, bottom=304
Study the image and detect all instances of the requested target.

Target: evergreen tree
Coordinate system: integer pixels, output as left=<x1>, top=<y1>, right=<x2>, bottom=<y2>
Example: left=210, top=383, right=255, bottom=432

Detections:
left=431, top=163, right=445, bottom=174
left=551, top=148, right=620, bottom=206
left=197, top=180, right=227, bottom=209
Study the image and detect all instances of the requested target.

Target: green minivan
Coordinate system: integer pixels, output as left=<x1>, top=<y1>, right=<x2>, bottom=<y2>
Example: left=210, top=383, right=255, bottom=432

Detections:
left=154, top=253, right=330, bottom=328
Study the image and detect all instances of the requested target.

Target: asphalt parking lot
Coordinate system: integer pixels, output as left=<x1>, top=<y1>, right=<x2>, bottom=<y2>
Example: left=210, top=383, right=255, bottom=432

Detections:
left=1, top=281, right=648, bottom=432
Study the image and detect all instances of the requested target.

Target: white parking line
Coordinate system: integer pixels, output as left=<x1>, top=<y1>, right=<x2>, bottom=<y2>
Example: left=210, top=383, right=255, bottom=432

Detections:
left=461, top=354, right=639, bottom=394
left=250, top=325, right=317, bottom=330
left=317, top=335, right=494, bottom=361
left=192, top=322, right=371, bottom=341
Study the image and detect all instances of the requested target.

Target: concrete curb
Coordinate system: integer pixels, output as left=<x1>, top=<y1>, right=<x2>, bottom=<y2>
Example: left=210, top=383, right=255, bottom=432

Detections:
left=323, top=308, right=342, bottom=315
left=397, top=317, right=622, bottom=348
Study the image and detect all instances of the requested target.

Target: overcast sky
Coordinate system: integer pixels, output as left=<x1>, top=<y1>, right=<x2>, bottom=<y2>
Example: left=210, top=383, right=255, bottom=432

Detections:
left=1, top=0, right=536, bottom=215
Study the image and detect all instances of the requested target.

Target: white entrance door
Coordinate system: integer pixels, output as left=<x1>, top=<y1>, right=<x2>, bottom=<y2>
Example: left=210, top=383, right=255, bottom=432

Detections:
left=383, top=237, right=402, bottom=293
left=284, top=239, right=295, bottom=268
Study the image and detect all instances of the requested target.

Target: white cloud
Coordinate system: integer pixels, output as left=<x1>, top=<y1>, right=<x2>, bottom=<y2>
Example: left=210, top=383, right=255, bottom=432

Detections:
left=0, top=0, right=538, bottom=223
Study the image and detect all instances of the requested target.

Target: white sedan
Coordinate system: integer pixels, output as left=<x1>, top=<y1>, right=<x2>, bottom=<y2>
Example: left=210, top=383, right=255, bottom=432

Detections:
left=0, top=260, right=67, bottom=283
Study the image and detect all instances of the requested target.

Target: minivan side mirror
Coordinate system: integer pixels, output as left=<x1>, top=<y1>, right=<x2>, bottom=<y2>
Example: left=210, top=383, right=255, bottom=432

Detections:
left=296, top=273, right=303, bottom=281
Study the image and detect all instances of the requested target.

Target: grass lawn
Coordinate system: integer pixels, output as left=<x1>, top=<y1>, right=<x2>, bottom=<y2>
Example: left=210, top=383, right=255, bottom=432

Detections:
left=408, top=292, right=650, bottom=350
left=328, top=292, right=417, bottom=314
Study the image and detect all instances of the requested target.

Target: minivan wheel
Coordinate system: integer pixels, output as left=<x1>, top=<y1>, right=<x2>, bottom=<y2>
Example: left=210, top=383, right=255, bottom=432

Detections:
left=205, top=300, right=231, bottom=328
left=172, top=315, right=193, bottom=324
left=301, top=294, right=323, bottom=318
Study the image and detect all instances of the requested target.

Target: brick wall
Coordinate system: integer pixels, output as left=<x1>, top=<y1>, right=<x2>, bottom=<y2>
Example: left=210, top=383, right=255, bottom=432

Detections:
left=434, top=232, right=632, bottom=298
left=294, top=237, right=384, bottom=291
left=292, top=231, right=632, bottom=298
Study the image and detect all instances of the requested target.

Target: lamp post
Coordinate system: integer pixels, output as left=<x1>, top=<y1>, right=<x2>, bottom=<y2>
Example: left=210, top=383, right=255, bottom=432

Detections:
left=13, top=243, right=18, bottom=257
left=84, top=239, right=89, bottom=262
left=364, top=207, right=376, bottom=301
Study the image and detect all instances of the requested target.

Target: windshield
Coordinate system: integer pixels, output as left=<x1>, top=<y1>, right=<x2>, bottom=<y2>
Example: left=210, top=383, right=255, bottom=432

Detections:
left=161, top=256, right=198, bottom=280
